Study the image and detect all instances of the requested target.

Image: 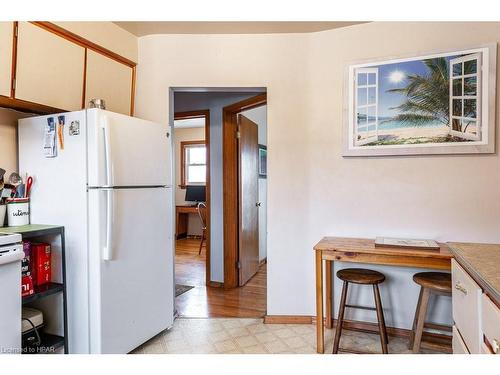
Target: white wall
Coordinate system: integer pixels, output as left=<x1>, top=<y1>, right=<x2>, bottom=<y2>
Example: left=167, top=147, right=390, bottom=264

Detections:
left=173, top=91, right=264, bottom=282
left=0, top=108, right=33, bottom=177
left=304, top=23, right=500, bottom=328
left=241, top=105, right=268, bottom=262
left=135, top=23, right=500, bottom=328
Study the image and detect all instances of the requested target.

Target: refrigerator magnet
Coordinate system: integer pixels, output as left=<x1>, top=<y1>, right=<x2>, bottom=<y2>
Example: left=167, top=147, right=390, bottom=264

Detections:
left=44, top=117, right=57, bottom=158
left=57, top=115, right=65, bottom=150
left=69, top=120, right=80, bottom=136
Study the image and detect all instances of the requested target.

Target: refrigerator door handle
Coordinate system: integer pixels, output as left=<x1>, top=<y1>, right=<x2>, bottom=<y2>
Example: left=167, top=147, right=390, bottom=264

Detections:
left=103, top=189, right=115, bottom=261
left=101, top=117, right=114, bottom=187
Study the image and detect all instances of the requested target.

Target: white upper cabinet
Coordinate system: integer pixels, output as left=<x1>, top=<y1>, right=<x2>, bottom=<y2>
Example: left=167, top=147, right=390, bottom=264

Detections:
left=85, top=50, right=132, bottom=115
left=15, top=22, right=85, bottom=110
left=0, top=22, right=13, bottom=97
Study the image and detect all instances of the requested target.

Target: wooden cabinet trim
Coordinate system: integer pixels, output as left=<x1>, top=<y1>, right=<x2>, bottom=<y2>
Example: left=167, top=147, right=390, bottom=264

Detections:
left=130, top=65, right=136, bottom=116
left=0, top=95, right=64, bottom=115
left=10, top=21, right=18, bottom=98
left=81, top=48, right=87, bottom=109
left=30, top=22, right=136, bottom=68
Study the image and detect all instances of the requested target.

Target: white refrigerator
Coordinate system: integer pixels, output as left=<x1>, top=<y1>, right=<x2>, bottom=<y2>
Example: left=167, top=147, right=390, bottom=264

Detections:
left=18, top=109, right=174, bottom=354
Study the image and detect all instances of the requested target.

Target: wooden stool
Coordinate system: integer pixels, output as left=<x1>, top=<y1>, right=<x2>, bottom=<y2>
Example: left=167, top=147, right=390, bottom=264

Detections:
left=333, top=268, right=388, bottom=354
left=409, top=272, right=452, bottom=353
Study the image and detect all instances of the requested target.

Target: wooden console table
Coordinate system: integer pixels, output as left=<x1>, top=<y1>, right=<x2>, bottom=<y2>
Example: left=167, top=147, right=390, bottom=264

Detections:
left=175, top=205, right=199, bottom=239
left=314, top=237, right=453, bottom=354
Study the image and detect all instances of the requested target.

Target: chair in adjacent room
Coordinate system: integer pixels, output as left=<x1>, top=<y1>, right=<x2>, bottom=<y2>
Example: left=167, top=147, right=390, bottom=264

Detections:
left=196, top=202, right=207, bottom=255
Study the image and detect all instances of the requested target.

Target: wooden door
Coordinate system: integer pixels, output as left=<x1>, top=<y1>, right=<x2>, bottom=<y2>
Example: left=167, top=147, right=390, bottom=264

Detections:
left=15, top=22, right=84, bottom=110
left=238, top=114, right=260, bottom=286
left=85, top=50, right=133, bottom=115
left=0, top=22, right=13, bottom=97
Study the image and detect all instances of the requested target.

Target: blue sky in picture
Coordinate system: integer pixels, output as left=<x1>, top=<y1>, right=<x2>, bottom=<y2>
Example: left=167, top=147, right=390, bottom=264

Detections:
left=374, top=55, right=458, bottom=118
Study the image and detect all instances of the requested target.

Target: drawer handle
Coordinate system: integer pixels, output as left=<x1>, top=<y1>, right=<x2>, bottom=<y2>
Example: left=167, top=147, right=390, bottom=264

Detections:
left=455, top=282, right=468, bottom=295
left=493, top=339, right=499, bottom=354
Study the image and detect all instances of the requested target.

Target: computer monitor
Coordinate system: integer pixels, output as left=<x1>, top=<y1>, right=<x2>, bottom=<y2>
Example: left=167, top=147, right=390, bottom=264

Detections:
left=185, top=185, right=206, bottom=203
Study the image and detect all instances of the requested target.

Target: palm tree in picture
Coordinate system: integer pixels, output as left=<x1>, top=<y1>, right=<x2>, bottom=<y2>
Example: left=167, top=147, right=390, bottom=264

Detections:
left=387, top=58, right=450, bottom=127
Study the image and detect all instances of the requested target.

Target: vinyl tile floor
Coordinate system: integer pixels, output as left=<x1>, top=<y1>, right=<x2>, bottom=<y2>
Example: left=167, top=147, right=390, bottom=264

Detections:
left=132, top=318, right=439, bottom=354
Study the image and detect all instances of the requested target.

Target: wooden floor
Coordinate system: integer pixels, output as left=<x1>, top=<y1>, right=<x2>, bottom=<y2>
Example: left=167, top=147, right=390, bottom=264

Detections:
left=175, top=238, right=267, bottom=318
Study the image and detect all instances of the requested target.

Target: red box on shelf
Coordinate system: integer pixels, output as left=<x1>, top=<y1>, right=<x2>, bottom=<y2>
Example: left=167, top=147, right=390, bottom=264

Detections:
left=31, top=243, right=51, bottom=286
left=21, top=275, right=34, bottom=296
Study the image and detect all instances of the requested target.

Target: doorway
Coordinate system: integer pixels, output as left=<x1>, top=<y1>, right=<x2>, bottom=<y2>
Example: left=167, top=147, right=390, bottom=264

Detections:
left=173, top=110, right=211, bottom=299
left=171, top=89, right=267, bottom=318
left=222, top=93, right=267, bottom=288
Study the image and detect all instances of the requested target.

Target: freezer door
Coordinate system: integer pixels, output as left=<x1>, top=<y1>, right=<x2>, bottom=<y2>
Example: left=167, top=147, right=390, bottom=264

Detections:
left=87, top=187, right=174, bottom=354
left=0, top=244, right=23, bottom=354
left=87, top=109, right=172, bottom=187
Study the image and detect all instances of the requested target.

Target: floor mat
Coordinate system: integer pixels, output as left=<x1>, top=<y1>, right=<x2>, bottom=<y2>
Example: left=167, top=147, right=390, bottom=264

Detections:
left=175, top=284, right=194, bottom=297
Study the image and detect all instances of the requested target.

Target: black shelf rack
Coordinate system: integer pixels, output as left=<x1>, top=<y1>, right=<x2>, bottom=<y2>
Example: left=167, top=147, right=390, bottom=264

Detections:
left=2, top=224, right=68, bottom=354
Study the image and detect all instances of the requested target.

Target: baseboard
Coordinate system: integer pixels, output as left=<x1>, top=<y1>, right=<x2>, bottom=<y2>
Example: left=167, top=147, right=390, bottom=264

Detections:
left=263, top=315, right=313, bottom=324
left=207, top=281, right=224, bottom=288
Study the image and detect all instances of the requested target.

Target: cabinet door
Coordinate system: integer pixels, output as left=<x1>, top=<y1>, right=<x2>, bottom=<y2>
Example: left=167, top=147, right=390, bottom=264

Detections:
left=0, top=22, right=13, bottom=97
left=15, top=22, right=84, bottom=110
left=85, top=50, right=132, bottom=115
left=451, top=259, right=482, bottom=354
left=482, top=294, right=500, bottom=354
left=452, top=326, right=470, bottom=354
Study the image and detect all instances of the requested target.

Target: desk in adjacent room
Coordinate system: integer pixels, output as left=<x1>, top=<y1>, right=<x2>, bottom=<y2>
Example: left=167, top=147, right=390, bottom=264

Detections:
left=175, top=205, right=200, bottom=239
left=313, top=237, right=453, bottom=354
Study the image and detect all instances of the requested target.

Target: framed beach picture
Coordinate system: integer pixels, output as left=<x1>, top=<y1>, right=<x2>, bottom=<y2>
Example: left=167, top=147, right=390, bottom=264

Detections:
left=258, top=144, right=267, bottom=178
left=343, top=44, right=497, bottom=156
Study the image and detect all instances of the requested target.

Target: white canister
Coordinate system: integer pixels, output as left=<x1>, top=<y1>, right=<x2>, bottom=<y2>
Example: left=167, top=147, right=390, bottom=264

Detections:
left=6, top=198, right=30, bottom=226
left=0, top=204, right=6, bottom=227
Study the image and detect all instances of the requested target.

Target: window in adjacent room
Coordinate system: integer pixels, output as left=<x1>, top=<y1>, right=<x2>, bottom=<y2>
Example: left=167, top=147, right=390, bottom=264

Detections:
left=181, top=140, right=206, bottom=187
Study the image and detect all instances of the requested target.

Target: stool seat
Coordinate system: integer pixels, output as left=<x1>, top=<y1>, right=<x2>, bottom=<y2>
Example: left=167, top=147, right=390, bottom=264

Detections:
left=337, top=268, right=385, bottom=285
left=413, top=272, right=451, bottom=293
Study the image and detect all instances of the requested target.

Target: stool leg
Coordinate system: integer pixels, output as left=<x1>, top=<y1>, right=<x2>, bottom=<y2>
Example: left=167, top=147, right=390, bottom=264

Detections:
left=332, top=281, right=348, bottom=354
left=409, top=287, right=423, bottom=349
left=412, top=287, right=431, bottom=353
left=373, top=284, right=388, bottom=354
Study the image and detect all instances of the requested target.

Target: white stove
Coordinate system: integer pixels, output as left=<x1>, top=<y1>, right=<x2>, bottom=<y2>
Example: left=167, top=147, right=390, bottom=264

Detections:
left=0, top=232, right=24, bottom=354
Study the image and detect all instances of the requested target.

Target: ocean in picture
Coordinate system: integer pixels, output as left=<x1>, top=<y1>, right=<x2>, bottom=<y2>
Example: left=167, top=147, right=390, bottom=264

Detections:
left=377, top=118, right=442, bottom=130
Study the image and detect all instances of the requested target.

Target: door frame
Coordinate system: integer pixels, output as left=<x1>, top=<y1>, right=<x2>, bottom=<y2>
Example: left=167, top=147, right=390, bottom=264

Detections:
left=173, top=109, right=211, bottom=286
left=222, top=93, right=267, bottom=288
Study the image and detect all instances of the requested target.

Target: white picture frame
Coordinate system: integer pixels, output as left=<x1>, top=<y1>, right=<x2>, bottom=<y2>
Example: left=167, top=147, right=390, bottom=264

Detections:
left=343, top=43, right=497, bottom=156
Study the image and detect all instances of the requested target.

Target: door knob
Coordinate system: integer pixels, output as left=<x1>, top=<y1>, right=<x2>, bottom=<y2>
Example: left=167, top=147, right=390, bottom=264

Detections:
left=256, top=202, right=261, bottom=207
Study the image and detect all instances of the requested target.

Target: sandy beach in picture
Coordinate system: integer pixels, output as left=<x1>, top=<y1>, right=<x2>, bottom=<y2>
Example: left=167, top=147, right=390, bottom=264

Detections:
left=375, top=125, right=451, bottom=144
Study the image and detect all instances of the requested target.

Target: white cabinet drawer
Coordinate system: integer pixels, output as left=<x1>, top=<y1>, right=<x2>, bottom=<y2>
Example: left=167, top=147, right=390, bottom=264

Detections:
left=451, top=259, right=482, bottom=354
left=481, top=294, right=500, bottom=354
left=453, top=325, right=470, bottom=354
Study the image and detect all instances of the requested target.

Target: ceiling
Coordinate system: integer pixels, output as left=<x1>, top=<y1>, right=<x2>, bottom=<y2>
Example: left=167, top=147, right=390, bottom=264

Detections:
left=174, top=118, right=205, bottom=129
left=114, top=21, right=365, bottom=36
